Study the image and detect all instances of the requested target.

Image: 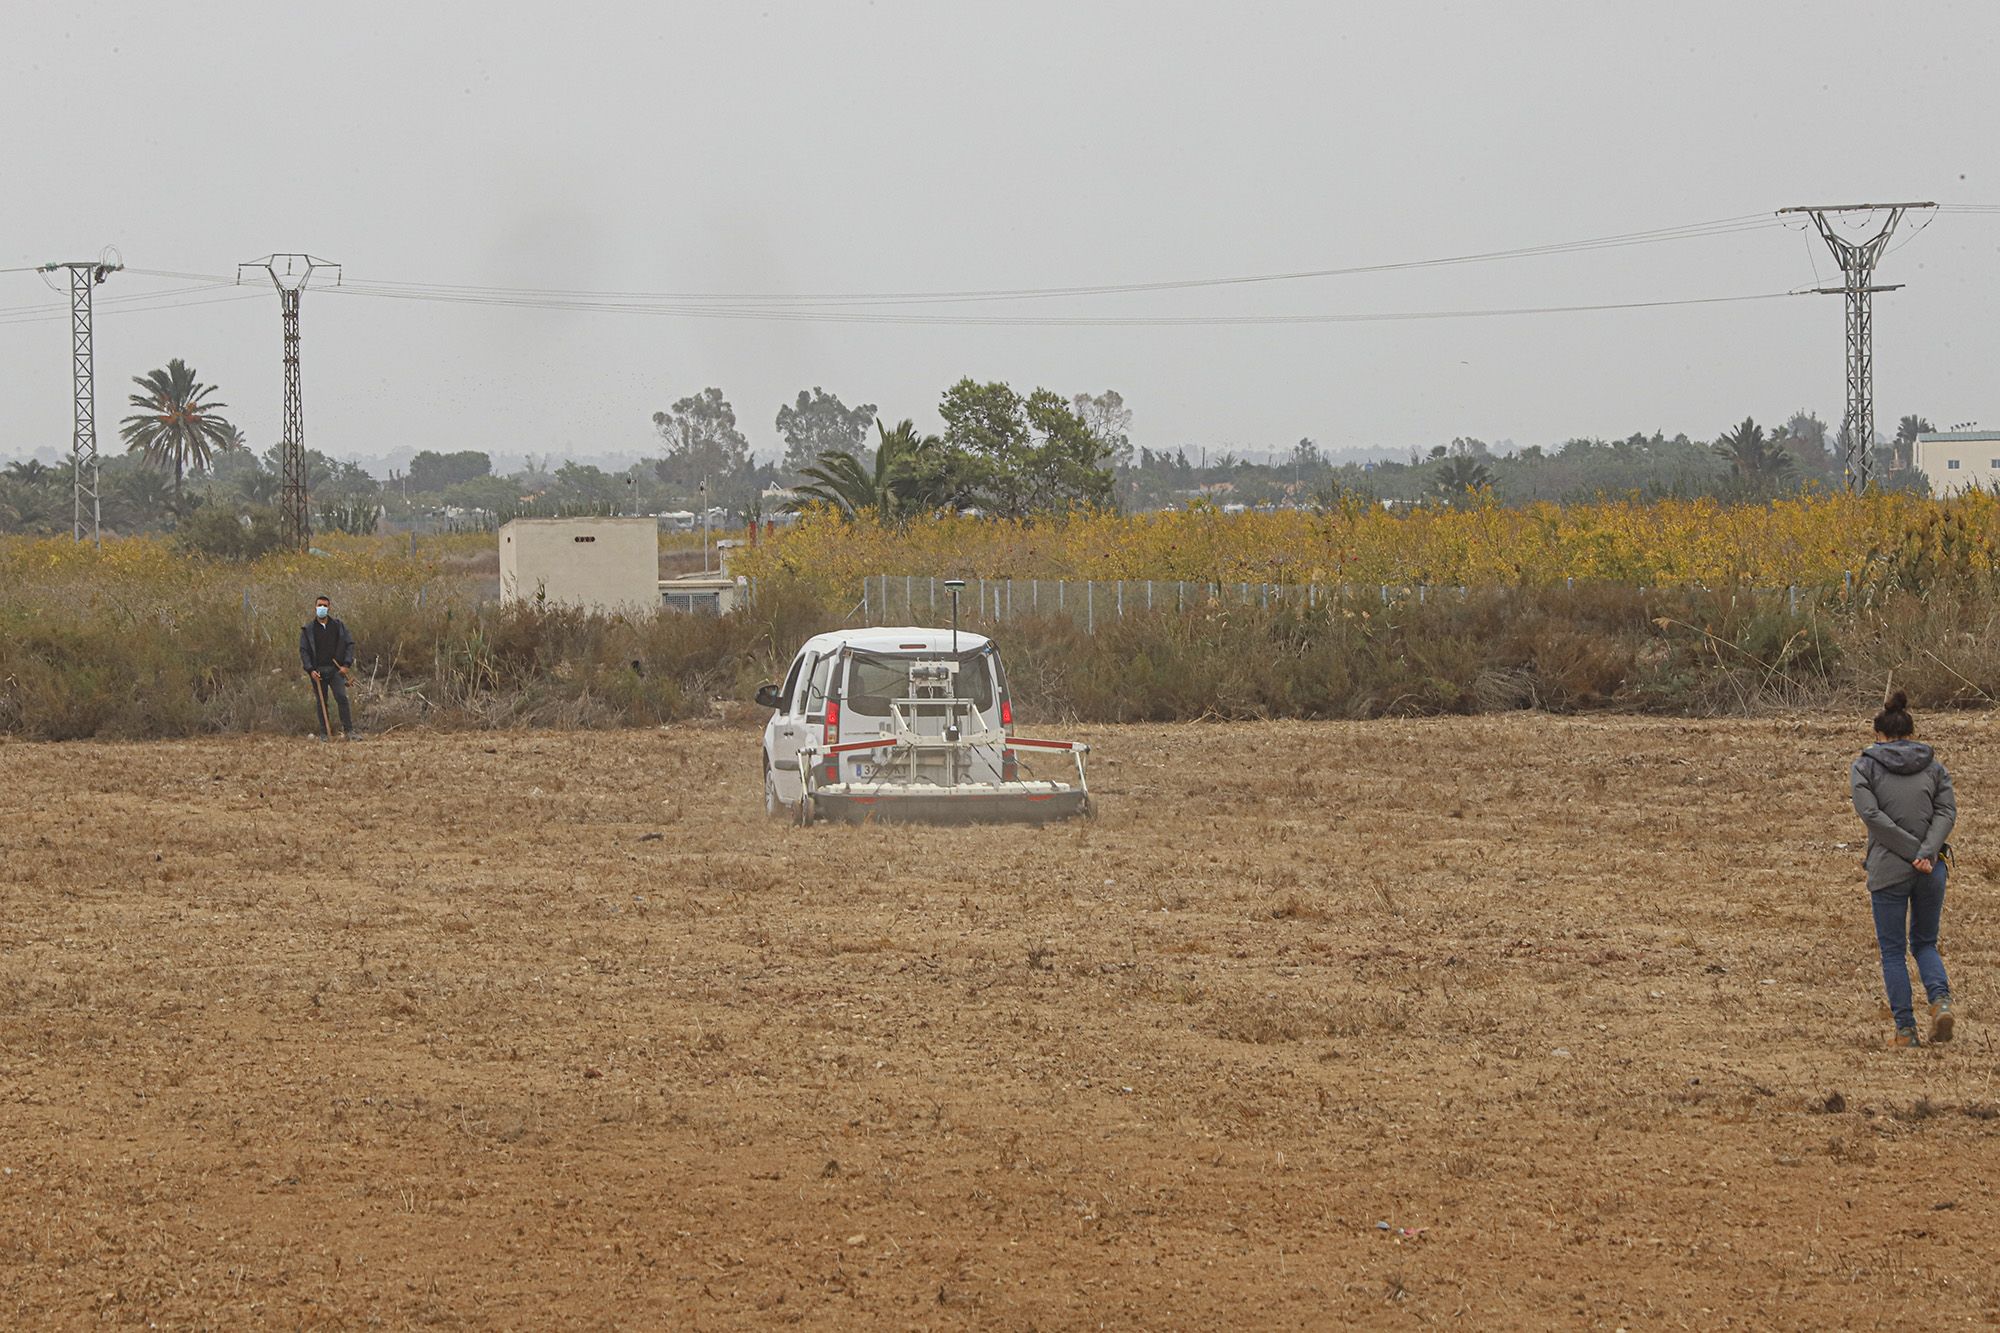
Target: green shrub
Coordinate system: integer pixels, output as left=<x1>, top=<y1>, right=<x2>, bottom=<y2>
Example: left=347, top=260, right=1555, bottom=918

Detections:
left=174, top=502, right=284, bottom=560
left=316, top=499, right=380, bottom=536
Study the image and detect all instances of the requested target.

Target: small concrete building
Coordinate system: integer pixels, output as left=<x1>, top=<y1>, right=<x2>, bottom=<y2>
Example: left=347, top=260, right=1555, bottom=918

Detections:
left=499, top=517, right=659, bottom=614
left=1914, top=431, right=2000, bottom=497
left=658, top=539, right=744, bottom=615
left=658, top=573, right=739, bottom=615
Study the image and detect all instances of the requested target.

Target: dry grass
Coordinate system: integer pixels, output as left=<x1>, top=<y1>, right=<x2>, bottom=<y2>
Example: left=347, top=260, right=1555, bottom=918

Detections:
left=2, top=715, right=1998, bottom=1327
left=10, top=521, right=2000, bottom=736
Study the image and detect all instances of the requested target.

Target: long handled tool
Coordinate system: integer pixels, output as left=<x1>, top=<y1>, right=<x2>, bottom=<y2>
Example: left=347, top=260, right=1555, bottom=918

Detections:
left=310, top=673, right=333, bottom=739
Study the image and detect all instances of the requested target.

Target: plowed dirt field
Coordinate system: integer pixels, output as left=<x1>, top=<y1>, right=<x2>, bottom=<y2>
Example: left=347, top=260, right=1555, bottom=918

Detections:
left=3, top=716, right=1997, bottom=1328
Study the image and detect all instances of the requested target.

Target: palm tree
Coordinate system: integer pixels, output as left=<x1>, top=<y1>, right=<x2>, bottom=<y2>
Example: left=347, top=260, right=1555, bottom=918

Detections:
left=100, top=456, right=179, bottom=532
left=883, top=419, right=986, bottom=515
left=1894, top=414, right=1934, bottom=470
left=788, top=419, right=933, bottom=520
left=788, top=451, right=878, bottom=519
left=1711, top=417, right=1793, bottom=493
left=4, top=459, right=60, bottom=487
left=1429, top=454, right=1493, bottom=504
left=119, top=359, right=238, bottom=506
left=0, top=460, right=65, bottom=534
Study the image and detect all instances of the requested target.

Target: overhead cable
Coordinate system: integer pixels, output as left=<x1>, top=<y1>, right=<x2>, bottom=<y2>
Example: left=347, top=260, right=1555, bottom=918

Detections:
left=319, top=284, right=1804, bottom=327
left=125, top=212, right=1784, bottom=310
left=0, top=284, right=256, bottom=327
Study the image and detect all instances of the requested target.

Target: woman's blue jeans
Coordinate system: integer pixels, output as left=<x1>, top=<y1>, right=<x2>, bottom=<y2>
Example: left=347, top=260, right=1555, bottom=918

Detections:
left=1870, top=862, right=1950, bottom=1029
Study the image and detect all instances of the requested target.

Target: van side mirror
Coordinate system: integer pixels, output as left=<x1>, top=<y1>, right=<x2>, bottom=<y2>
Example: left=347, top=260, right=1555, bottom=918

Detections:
left=754, top=683, right=784, bottom=709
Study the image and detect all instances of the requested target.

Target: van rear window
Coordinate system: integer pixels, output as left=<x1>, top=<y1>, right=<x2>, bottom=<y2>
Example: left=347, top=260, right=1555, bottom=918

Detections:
left=845, top=650, right=995, bottom=714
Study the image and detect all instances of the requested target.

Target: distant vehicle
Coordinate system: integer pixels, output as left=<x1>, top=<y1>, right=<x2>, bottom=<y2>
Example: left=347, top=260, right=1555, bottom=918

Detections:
left=755, top=627, right=1090, bottom=825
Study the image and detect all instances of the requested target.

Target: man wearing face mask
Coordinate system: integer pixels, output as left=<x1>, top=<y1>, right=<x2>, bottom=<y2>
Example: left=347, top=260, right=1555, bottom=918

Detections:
left=299, top=595, right=357, bottom=740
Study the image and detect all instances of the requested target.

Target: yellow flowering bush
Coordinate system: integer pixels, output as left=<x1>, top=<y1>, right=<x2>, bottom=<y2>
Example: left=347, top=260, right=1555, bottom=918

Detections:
left=738, top=492, right=2000, bottom=597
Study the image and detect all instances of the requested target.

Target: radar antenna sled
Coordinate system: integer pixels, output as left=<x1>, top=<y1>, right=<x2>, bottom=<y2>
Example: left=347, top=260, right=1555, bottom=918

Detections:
left=796, top=651, right=1090, bottom=826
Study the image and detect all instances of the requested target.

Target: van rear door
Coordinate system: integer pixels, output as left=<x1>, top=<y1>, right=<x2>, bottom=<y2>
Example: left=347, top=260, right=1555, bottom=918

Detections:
left=837, top=648, right=1005, bottom=782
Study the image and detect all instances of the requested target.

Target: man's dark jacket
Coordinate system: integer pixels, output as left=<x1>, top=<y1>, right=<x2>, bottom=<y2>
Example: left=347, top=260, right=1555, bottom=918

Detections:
left=299, top=617, right=356, bottom=674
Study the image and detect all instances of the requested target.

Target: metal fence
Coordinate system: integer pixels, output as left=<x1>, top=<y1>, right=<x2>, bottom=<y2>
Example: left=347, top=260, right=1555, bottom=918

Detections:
left=846, top=574, right=1835, bottom=631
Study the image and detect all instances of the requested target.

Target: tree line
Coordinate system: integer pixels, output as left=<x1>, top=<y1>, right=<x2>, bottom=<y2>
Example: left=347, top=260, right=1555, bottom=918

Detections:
left=1121, top=411, right=1940, bottom=511
left=0, top=364, right=1131, bottom=546
left=0, top=354, right=1946, bottom=548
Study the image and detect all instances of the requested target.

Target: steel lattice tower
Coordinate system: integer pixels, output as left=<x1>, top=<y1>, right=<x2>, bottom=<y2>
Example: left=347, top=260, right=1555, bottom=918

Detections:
left=1778, top=203, right=1933, bottom=492
left=39, top=261, right=120, bottom=544
left=239, top=254, right=339, bottom=551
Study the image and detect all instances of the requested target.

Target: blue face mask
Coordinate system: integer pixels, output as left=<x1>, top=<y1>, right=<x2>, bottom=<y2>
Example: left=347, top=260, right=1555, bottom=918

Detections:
left=315, top=606, right=329, bottom=620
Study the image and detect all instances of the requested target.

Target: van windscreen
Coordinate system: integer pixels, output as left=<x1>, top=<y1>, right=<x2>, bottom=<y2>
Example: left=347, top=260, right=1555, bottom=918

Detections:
left=845, top=650, right=995, bottom=715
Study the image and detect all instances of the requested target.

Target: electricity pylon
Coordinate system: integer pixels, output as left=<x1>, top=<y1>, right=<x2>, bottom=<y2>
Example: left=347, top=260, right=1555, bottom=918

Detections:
left=39, top=260, right=121, bottom=544
left=238, top=254, right=340, bottom=550
left=1777, top=203, right=1934, bottom=491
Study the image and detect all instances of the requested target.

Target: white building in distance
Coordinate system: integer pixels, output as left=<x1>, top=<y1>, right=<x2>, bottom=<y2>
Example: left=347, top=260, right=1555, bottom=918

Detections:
left=499, top=517, right=659, bottom=614
left=1913, top=431, right=2000, bottom=497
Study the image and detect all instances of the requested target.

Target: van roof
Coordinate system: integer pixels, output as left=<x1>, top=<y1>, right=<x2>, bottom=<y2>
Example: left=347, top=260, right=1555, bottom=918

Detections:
left=795, top=626, right=995, bottom=657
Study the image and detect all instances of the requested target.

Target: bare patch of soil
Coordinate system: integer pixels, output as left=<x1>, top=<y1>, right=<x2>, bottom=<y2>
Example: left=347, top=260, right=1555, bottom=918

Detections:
left=2, top=715, right=1997, bottom=1327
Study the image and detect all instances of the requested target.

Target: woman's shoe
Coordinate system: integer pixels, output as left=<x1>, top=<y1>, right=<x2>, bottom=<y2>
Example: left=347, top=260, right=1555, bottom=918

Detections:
left=1891, top=1026, right=1921, bottom=1049
left=1928, top=997, right=1955, bottom=1044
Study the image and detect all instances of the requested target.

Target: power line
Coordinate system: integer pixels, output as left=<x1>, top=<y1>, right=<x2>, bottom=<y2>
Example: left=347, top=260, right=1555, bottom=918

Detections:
left=120, top=267, right=241, bottom=283
left=0, top=214, right=1816, bottom=338
left=320, top=283, right=1804, bottom=327
left=15, top=206, right=1994, bottom=320
left=1886, top=208, right=1938, bottom=256
left=0, top=280, right=243, bottom=324
left=22, top=265, right=1803, bottom=330
left=124, top=212, right=1784, bottom=309
left=8, top=202, right=1967, bottom=340
left=0, top=292, right=260, bottom=329
left=350, top=215, right=1786, bottom=308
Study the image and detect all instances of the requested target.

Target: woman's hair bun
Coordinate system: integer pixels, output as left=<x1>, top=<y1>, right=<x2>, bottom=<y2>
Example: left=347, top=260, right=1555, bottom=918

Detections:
left=1885, top=690, right=1910, bottom=713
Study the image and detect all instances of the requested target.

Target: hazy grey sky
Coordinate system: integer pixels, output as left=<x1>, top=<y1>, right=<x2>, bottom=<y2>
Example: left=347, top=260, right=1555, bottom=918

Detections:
left=4, top=1, right=1997, bottom=469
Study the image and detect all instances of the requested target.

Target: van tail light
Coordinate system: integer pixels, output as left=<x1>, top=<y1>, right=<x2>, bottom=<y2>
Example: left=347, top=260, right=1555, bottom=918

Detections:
left=1000, top=698, right=1015, bottom=779
left=824, top=700, right=839, bottom=781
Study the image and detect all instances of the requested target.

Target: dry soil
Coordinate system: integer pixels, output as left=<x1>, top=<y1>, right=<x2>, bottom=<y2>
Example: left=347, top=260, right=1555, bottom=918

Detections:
left=3, top=715, right=1998, bottom=1328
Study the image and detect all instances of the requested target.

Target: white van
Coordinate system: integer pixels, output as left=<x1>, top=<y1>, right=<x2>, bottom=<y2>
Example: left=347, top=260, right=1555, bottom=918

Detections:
left=754, top=626, right=1087, bottom=824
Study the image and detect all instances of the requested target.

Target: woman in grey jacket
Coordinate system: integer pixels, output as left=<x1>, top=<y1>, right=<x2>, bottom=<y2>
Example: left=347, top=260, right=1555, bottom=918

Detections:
left=1850, top=691, right=1957, bottom=1048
